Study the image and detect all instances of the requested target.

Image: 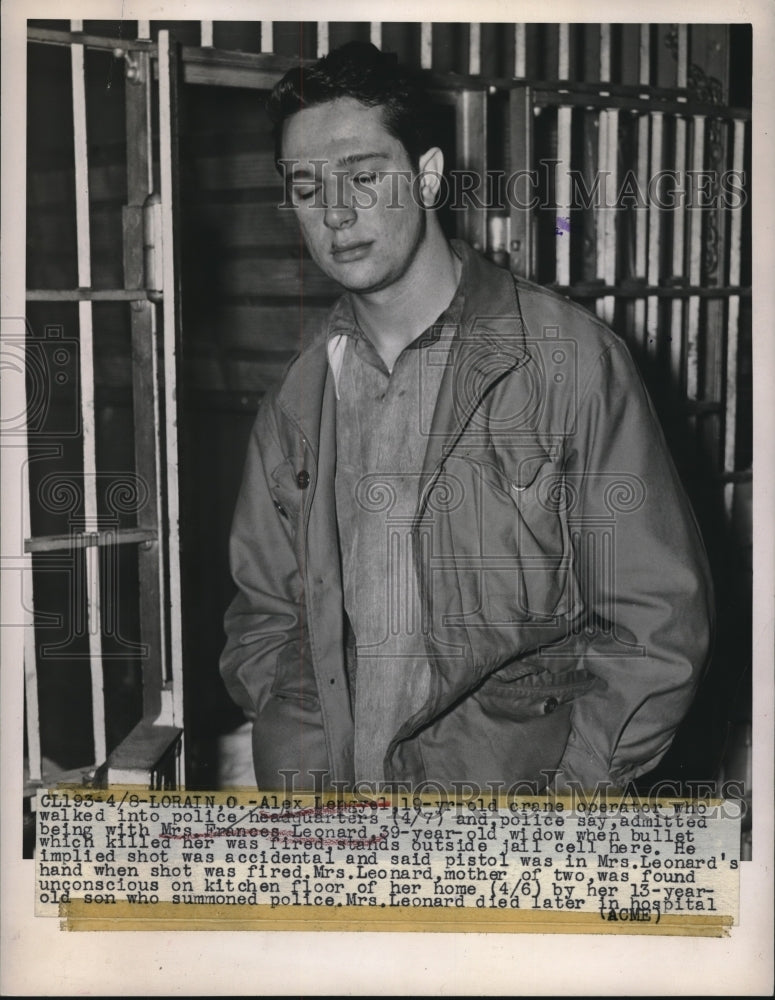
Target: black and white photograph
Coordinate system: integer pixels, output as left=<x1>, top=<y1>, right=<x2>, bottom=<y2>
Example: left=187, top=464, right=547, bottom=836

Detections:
left=2, top=0, right=773, bottom=995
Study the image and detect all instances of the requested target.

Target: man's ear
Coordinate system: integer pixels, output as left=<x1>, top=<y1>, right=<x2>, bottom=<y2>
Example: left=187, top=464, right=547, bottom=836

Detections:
left=417, top=146, right=445, bottom=207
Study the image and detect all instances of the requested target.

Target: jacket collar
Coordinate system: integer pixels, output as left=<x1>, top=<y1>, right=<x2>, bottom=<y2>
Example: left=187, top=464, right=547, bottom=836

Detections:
left=275, top=240, right=529, bottom=460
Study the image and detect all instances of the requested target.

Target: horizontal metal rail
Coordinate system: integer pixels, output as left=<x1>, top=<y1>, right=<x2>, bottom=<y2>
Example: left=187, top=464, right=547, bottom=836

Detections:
left=28, top=26, right=156, bottom=52
left=27, top=289, right=150, bottom=301
left=27, top=26, right=751, bottom=121
left=25, top=527, right=157, bottom=554
left=534, top=89, right=751, bottom=120
left=549, top=283, right=751, bottom=300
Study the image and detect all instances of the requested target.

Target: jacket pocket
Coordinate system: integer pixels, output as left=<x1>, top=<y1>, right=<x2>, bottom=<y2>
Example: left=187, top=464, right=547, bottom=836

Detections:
left=270, top=638, right=320, bottom=707
left=443, top=446, right=579, bottom=626
left=473, top=664, right=597, bottom=722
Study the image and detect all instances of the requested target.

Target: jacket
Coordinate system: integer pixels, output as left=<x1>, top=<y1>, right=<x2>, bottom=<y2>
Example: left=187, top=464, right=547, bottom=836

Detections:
left=220, top=241, right=713, bottom=793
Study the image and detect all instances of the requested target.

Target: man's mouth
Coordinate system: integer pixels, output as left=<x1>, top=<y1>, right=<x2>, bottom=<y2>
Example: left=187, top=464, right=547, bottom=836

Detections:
left=331, top=241, right=373, bottom=263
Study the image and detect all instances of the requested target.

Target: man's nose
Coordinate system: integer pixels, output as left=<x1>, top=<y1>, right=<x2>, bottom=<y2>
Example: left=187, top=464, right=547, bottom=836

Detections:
left=323, top=200, right=356, bottom=229
left=323, top=181, right=357, bottom=229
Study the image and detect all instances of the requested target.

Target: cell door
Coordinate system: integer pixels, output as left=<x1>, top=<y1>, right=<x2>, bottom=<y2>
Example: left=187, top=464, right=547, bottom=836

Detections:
left=23, top=25, right=186, bottom=795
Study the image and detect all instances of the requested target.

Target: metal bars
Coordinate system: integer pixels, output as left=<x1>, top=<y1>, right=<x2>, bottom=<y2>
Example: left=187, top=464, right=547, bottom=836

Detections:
left=645, top=111, right=664, bottom=356
left=468, top=24, right=481, bottom=76
left=455, top=88, right=488, bottom=253
left=723, top=119, right=747, bottom=515
left=596, top=25, right=617, bottom=324
left=632, top=25, right=650, bottom=348
left=126, top=21, right=168, bottom=725
left=22, top=453, right=41, bottom=782
left=316, top=22, right=329, bottom=59
left=508, top=85, right=533, bottom=277
left=508, top=72, right=749, bottom=518
left=669, top=32, right=689, bottom=383
left=24, top=23, right=187, bottom=787
left=71, top=20, right=106, bottom=767
left=157, top=32, right=185, bottom=732
left=514, top=25, right=526, bottom=77
left=420, top=24, right=432, bottom=70
left=555, top=26, right=572, bottom=287
left=686, top=115, right=706, bottom=406
left=25, top=528, right=157, bottom=554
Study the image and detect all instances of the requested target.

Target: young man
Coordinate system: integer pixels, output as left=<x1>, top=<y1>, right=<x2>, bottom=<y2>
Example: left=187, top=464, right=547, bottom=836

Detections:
left=220, top=42, right=713, bottom=796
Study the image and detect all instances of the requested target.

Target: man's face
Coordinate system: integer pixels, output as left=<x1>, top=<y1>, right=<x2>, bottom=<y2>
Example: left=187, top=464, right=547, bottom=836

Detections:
left=280, top=97, right=430, bottom=295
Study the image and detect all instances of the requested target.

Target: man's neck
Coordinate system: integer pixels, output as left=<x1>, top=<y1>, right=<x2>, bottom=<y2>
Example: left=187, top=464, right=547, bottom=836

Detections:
left=350, top=229, right=462, bottom=372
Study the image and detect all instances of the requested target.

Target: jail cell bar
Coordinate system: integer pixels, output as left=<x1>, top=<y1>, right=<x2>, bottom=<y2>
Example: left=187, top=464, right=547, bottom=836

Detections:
left=512, top=97, right=748, bottom=511
left=723, top=119, right=746, bottom=516
left=72, top=21, right=106, bottom=768
left=24, top=28, right=184, bottom=790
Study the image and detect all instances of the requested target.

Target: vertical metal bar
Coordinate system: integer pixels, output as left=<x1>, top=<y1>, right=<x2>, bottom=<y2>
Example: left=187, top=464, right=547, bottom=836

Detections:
left=125, top=50, right=167, bottom=722
left=136, top=18, right=153, bottom=184
left=633, top=25, right=650, bottom=342
left=157, top=32, right=185, bottom=732
left=200, top=21, right=213, bottom=47
left=599, top=24, right=611, bottom=84
left=509, top=84, right=533, bottom=278
left=603, top=36, right=617, bottom=324
left=723, top=119, right=746, bottom=516
left=455, top=88, right=488, bottom=253
left=23, top=463, right=41, bottom=782
left=316, top=22, right=329, bottom=58
left=595, top=107, right=613, bottom=321
left=370, top=22, right=382, bottom=48
left=639, top=25, right=650, bottom=89
left=578, top=29, right=599, bottom=285
left=601, top=109, right=618, bottom=325
left=669, top=44, right=689, bottom=387
left=469, top=23, right=481, bottom=76
left=555, top=107, right=572, bottom=287
left=555, top=26, right=571, bottom=287
left=677, top=24, right=688, bottom=88
left=693, top=26, right=731, bottom=478
left=514, top=24, right=526, bottom=78
left=71, top=30, right=91, bottom=293
left=686, top=115, right=706, bottom=404
left=558, top=23, right=570, bottom=79
left=71, top=20, right=106, bottom=767
left=140, top=16, right=170, bottom=703
left=420, top=24, right=432, bottom=70
left=596, top=26, right=614, bottom=322
left=260, top=22, right=274, bottom=54
left=701, top=117, right=729, bottom=474
left=645, top=112, right=664, bottom=356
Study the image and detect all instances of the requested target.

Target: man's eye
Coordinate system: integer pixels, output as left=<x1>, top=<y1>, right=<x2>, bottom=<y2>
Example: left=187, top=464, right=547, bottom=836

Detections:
left=353, top=172, right=378, bottom=186
left=293, top=187, right=319, bottom=203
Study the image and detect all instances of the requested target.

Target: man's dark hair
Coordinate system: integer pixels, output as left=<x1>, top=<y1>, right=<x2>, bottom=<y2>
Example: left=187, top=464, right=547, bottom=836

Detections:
left=267, top=41, right=433, bottom=170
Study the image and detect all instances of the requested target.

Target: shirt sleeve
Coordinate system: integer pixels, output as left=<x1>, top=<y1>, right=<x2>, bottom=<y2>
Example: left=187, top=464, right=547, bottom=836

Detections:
left=554, top=339, right=714, bottom=790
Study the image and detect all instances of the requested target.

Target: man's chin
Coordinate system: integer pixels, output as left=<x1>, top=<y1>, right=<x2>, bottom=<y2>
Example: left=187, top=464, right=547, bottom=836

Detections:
left=329, top=267, right=391, bottom=295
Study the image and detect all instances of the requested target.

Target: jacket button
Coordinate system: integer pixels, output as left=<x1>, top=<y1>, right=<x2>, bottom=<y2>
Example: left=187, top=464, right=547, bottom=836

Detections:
left=272, top=499, right=288, bottom=518
left=542, top=696, right=559, bottom=715
left=297, top=469, right=310, bottom=489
